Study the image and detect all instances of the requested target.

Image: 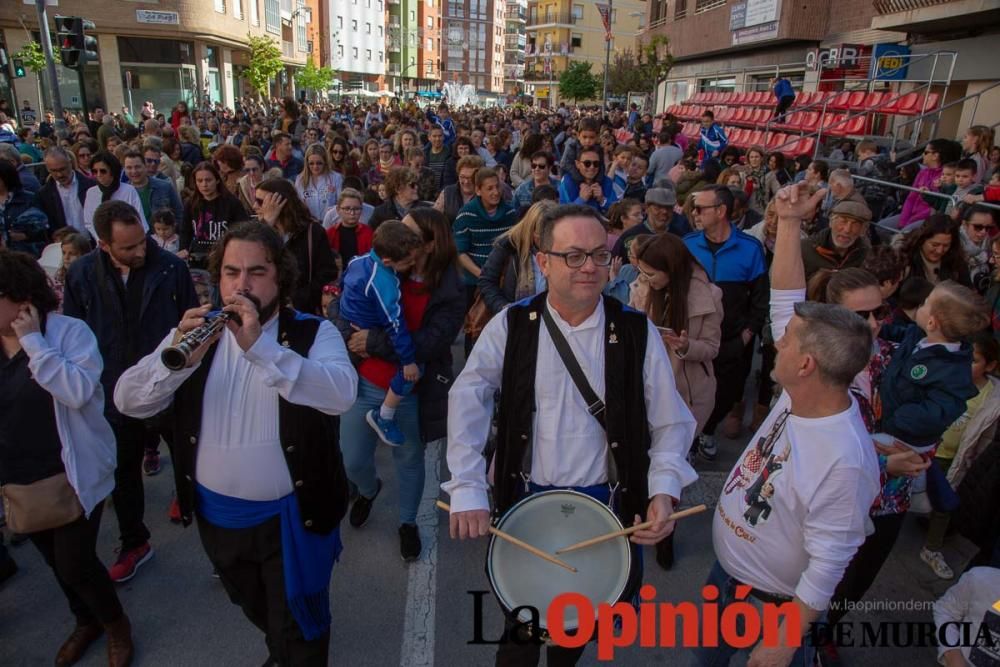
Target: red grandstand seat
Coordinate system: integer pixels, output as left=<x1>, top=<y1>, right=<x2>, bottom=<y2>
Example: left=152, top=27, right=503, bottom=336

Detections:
left=766, top=132, right=789, bottom=150
left=730, top=107, right=748, bottom=125
left=825, top=114, right=848, bottom=136
left=752, top=108, right=771, bottom=124
left=818, top=113, right=839, bottom=135
left=747, top=130, right=765, bottom=146
left=685, top=122, right=700, bottom=138
left=845, top=91, right=867, bottom=110
left=732, top=92, right=749, bottom=106
left=829, top=91, right=853, bottom=110
left=756, top=91, right=772, bottom=105
left=864, top=92, right=888, bottom=112
left=883, top=91, right=919, bottom=114
left=796, top=111, right=821, bottom=133
left=715, top=107, right=731, bottom=122
left=791, top=137, right=816, bottom=157
left=728, top=128, right=746, bottom=147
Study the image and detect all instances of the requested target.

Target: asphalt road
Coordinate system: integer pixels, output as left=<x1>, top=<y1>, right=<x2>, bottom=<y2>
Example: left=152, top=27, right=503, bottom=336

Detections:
left=0, top=346, right=972, bottom=666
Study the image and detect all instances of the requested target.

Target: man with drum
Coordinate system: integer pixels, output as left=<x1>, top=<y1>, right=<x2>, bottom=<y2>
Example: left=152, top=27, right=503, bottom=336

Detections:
left=115, top=222, right=358, bottom=666
left=444, top=203, right=698, bottom=666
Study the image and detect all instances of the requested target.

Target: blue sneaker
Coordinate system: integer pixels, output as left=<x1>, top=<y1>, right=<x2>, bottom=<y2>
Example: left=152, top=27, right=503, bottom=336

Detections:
left=366, top=409, right=405, bottom=447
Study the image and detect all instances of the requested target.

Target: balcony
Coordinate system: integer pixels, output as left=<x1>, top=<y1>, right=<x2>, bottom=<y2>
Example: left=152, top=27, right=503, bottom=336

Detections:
left=871, top=0, right=1000, bottom=32
left=282, top=41, right=294, bottom=58
left=389, top=65, right=401, bottom=75
left=505, top=34, right=527, bottom=49
left=527, top=10, right=582, bottom=27
left=388, top=0, right=399, bottom=4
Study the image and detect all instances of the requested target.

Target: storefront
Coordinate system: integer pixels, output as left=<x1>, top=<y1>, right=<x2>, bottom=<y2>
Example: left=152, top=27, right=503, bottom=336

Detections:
left=117, top=37, right=198, bottom=115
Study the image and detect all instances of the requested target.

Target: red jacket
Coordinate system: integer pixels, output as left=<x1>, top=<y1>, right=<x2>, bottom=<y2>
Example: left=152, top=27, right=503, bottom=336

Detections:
left=327, top=222, right=373, bottom=260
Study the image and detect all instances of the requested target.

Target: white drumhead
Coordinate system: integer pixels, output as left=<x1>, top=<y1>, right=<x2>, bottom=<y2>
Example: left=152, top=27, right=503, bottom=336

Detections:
left=487, top=490, right=631, bottom=631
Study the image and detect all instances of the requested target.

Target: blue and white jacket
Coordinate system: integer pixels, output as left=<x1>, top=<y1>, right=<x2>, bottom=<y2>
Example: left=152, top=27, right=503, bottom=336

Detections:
left=339, top=249, right=415, bottom=365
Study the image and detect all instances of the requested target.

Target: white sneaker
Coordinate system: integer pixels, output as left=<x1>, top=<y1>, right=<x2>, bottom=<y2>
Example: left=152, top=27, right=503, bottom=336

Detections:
left=920, top=548, right=954, bottom=580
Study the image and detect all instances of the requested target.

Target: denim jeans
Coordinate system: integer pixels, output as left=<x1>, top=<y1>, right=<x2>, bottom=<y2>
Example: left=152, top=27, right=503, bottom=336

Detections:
left=339, top=378, right=425, bottom=524
left=692, top=560, right=819, bottom=667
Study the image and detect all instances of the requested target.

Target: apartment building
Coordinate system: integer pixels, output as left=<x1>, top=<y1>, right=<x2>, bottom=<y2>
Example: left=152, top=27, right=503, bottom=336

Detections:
left=0, top=0, right=313, bottom=115
left=524, top=0, right=647, bottom=106
left=329, top=0, right=387, bottom=95
left=504, top=0, right=528, bottom=96
left=442, top=0, right=507, bottom=98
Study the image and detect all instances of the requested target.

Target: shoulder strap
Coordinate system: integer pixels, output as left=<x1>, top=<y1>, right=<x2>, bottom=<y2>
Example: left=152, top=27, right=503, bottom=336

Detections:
left=541, top=305, right=605, bottom=429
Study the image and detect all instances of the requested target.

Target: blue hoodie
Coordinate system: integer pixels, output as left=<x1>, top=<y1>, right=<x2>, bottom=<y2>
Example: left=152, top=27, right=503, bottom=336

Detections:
left=339, top=249, right=415, bottom=365
left=558, top=173, right=617, bottom=214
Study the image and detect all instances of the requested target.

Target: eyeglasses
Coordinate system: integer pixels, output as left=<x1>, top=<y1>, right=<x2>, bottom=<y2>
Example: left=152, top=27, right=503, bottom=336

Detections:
left=340, top=206, right=362, bottom=212
left=93, top=167, right=110, bottom=175
left=145, top=158, right=161, bottom=165
left=544, top=248, right=613, bottom=269
left=691, top=203, right=721, bottom=213
left=531, top=163, right=548, bottom=170
left=970, top=223, right=996, bottom=232
left=331, top=150, right=345, bottom=156
left=853, top=303, right=892, bottom=322
left=578, top=160, right=601, bottom=168
left=77, top=152, right=92, bottom=158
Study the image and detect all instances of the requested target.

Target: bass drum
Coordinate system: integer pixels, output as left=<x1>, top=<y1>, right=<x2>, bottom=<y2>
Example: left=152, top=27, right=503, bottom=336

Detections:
left=486, top=490, right=632, bottom=634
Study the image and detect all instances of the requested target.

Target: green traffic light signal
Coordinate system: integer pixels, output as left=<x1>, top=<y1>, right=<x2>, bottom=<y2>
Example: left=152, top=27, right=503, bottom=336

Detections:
left=12, top=58, right=25, bottom=78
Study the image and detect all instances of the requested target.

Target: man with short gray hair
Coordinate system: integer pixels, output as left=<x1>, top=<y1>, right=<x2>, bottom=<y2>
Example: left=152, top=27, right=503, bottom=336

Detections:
left=36, top=146, right=96, bottom=234
left=696, top=182, right=880, bottom=667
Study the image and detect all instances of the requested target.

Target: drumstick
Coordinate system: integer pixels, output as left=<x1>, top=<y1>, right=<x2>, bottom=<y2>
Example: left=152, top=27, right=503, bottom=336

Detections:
left=555, top=504, right=708, bottom=554
left=435, top=500, right=577, bottom=573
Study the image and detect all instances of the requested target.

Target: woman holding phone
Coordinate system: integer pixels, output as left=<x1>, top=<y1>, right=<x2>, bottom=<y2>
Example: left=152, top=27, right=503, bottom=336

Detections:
left=630, top=232, right=724, bottom=570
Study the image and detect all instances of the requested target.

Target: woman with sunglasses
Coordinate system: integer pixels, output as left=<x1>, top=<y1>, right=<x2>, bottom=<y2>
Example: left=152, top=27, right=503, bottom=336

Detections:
left=328, top=136, right=360, bottom=180
left=509, top=133, right=544, bottom=187
left=295, top=144, right=343, bottom=222
left=71, top=139, right=98, bottom=180
left=81, top=152, right=147, bottom=241
left=369, top=166, right=431, bottom=232
left=179, top=161, right=249, bottom=267
left=234, top=150, right=263, bottom=212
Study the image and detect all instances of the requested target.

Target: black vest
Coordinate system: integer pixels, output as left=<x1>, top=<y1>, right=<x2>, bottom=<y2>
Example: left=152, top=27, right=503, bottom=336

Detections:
left=493, top=293, right=652, bottom=523
left=171, top=308, right=349, bottom=534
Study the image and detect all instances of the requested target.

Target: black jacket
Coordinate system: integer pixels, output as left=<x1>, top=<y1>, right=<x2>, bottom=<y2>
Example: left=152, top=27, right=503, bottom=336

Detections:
left=286, top=222, right=339, bottom=315
left=62, top=238, right=199, bottom=421
left=34, top=173, right=96, bottom=235
left=330, top=263, right=465, bottom=442
left=369, top=199, right=433, bottom=232
left=171, top=309, right=349, bottom=532
left=478, top=236, right=522, bottom=315
left=423, top=144, right=457, bottom=189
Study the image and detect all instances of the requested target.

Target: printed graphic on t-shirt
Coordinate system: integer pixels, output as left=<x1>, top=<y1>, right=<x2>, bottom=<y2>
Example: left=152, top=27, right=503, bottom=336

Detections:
left=970, top=608, right=1000, bottom=666
left=723, top=409, right=791, bottom=528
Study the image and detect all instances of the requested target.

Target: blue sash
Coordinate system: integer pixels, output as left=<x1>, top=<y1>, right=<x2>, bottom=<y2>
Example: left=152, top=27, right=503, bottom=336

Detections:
left=197, top=484, right=343, bottom=641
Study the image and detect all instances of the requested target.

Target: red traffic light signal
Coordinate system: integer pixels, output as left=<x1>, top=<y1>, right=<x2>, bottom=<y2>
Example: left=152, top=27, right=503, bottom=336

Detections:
left=54, top=16, right=97, bottom=70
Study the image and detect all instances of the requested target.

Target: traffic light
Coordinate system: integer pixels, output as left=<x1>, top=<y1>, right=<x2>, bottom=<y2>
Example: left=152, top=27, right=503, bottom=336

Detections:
left=55, top=16, right=98, bottom=69
left=12, top=59, right=25, bottom=78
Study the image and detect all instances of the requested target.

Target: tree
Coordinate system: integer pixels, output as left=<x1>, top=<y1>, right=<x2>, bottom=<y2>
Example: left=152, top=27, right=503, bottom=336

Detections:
left=606, top=37, right=674, bottom=96
left=244, top=34, right=284, bottom=99
left=558, top=62, right=600, bottom=103
left=295, top=59, right=336, bottom=99
left=13, top=41, right=46, bottom=74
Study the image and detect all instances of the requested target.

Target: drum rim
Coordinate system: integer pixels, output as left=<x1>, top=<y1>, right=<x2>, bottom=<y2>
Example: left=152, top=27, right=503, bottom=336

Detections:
left=486, top=489, right=632, bottom=631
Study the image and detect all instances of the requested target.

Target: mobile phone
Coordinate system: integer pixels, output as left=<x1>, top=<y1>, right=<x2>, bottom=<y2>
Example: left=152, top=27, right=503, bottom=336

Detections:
left=655, top=326, right=676, bottom=336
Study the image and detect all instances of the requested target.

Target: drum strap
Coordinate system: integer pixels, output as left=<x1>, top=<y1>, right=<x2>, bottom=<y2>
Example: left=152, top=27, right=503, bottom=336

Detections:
left=536, top=306, right=620, bottom=495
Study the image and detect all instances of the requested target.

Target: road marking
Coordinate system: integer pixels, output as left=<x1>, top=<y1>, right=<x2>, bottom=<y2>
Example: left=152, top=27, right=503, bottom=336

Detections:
left=400, top=439, right=442, bottom=667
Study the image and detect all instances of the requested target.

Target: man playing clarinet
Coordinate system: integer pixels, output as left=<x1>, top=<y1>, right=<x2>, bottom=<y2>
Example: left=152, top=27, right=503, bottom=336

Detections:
left=115, top=222, right=357, bottom=666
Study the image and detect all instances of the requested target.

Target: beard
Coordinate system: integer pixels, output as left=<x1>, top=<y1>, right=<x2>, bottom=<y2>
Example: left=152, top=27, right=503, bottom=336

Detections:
left=239, top=291, right=279, bottom=324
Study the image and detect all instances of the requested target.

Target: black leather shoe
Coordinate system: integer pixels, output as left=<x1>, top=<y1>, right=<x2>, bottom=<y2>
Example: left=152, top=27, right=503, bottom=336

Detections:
left=399, top=523, right=421, bottom=562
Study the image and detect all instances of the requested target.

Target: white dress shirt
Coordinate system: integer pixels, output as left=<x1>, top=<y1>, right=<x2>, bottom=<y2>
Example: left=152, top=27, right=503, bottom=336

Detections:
left=82, top=182, right=148, bottom=240
left=56, top=174, right=85, bottom=231
left=443, top=297, right=698, bottom=513
left=114, top=316, right=358, bottom=501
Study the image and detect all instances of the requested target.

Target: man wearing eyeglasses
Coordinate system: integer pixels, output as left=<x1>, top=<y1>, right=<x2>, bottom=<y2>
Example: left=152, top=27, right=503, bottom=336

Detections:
left=558, top=147, right=617, bottom=215
left=36, top=146, right=95, bottom=235
left=512, top=151, right=559, bottom=210
left=684, top=185, right=769, bottom=460
left=444, top=203, right=698, bottom=667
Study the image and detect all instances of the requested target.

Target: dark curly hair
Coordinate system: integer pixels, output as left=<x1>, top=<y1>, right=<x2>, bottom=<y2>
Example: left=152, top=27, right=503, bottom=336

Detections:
left=208, top=222, right=299, bottom=308
left=0, top=249, right=60, bottom=315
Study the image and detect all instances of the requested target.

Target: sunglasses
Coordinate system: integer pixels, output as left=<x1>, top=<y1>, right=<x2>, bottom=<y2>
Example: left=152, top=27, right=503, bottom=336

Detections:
left=331, top=150, right=345, bottom=156
left=93, top=167, right=111, bottom=174
left=578, top=160, right=601, bottom=168
left=971, top=223, right=996, bottom=232
left=531, top=163, right=548, bottom=170
left=854, top=303, right=892, bottom=322
left=145, top=158, right=161, bottom=165
left=77, top=152, right=92, bottom=158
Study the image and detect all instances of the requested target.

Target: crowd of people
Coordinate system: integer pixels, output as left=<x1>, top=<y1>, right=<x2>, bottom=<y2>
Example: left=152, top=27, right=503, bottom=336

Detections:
left=1, top=92, right=1000, bottom=667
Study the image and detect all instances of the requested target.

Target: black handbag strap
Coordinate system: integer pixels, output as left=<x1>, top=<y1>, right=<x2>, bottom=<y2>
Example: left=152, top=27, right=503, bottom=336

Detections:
left=518, top=304, right=617, bottom=490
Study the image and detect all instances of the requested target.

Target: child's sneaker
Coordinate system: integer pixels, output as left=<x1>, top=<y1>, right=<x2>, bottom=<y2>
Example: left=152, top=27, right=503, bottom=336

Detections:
left=920, top=547, right=954, bottom=579
left=366, top=409, right=405, bottom=447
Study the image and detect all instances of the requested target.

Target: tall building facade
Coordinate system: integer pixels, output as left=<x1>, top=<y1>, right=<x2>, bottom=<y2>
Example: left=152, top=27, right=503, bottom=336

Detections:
left=442, top=0, right=507, bottom=99
left=0, top=0, right=313, bottom=115
left=524, top=0, right=647, bottom=106
left=504, top=0, right=528, bottom=97
left=329, top=0, right=386, bottom=95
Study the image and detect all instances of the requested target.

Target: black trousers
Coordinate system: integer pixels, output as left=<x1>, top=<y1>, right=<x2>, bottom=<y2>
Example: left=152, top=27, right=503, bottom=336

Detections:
left=29, top=501, right=124, bottom=626
left=774, top=95, right=795, bottom=122
left=704, top=337, right=754, bottom=435
left=197, top=514, right=330, bottom=666
left=495, top=616, right=588, bottom=667
left=827, top=512, right=907, bottom=627
left=110, top=416, right=155, bottom=550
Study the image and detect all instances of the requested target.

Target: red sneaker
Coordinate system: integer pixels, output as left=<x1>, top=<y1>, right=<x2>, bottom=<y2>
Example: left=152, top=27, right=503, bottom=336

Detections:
left=168, top=497, right=182, bottom=524
left=108, top=543, right=153, bottom=583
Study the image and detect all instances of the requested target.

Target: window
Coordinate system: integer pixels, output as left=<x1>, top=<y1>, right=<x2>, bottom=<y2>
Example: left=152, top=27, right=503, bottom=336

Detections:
left=352, top=19, right=358, bottom=30
left=367, top=49, right=372, bottom=61
left=426, top=38, right=433, bottom=50
left=233, top=0, right=243, bottom=20
left=572, top=4, right=584, bottom=22
left=698, top=76, right=735, bottom=92
left=353, top=47, right=359, bottom=58
left=296, top=0, right=307, bottom=52
left=571, top=33, right=582, bottom=49
left=410, top=10, right=416, bottom=21
left=366, top=22, right=371, bottom=33
left=378, top=26, right=383, bottom=37
left=264, top=0, right=280, bottom=34
left=427, top=17, right=434, bottom=29
left=675, top=0, right=688, bottom=18
left=427, top=0, right=433, bottom=6
left=250, top=0, right=259, bottom=25
left=215, top=0, right=225, bottom=13
left=337, top=45, right=344, bottom=58
left=337, top=16, right=343, bottom=28
left=379, top=51, right=384, bottom=61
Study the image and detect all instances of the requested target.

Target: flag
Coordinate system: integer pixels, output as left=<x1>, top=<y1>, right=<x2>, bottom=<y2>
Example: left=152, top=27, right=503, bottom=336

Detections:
left=596, top=3, right=613, bottom=41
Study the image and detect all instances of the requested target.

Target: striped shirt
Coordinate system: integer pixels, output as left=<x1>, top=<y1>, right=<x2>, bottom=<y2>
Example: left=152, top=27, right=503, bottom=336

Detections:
left=453, top=197, right=518, bottom=285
